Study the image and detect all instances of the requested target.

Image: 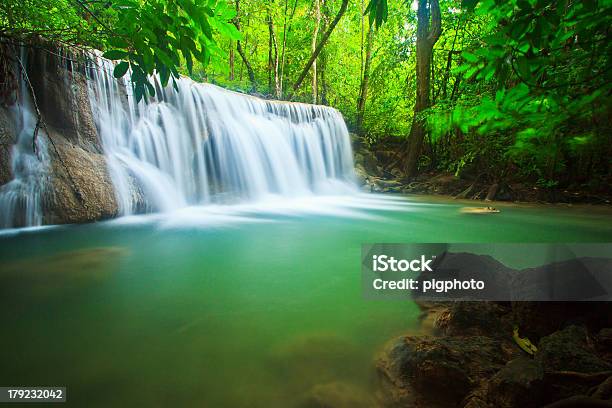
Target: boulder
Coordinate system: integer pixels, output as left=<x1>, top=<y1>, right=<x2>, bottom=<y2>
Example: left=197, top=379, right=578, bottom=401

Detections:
left=45, top=137, right=118, bottom=224
left=512, top=302, right=612, bottom=341
left=537, top=325, right=612, bottom=374
left=485, top=358, right=546, bottom=408
left=434, top=301, right=512, bottom=338
left=377, top=334, right=507, bottom=408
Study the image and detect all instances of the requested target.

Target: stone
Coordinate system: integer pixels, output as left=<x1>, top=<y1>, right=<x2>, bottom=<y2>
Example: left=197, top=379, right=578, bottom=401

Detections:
left=0, top=106, right=16, bottom=186
left=363, top=152, right=382, bottom=176
left=354, top=164, right=368, bottom=186
left=486, top=358, right=545, bottom=408
left=45, top=137, right=118, bottom=224
left=377, top=334, right=506, bottom=408
left=434, top=302, right=511, bottom=338
left=537, top=325, right=612, bottom=374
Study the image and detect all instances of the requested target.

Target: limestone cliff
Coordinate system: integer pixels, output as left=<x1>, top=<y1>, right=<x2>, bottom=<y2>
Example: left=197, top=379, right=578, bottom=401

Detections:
left=0, top=42, right=118, bottom=226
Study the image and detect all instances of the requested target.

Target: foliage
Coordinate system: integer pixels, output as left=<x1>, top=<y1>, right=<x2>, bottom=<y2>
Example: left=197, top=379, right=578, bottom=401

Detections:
left=428, top=0, right=611, bottom=184
left=1, top=0, right=241, bottom=102
left=101, top=0, right=241, bottom=101
left=1, top=0, right=610, bottom=188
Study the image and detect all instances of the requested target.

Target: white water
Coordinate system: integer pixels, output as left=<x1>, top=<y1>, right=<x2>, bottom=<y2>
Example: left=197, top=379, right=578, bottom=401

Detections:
left=87, top=57, right=356, bottom=215
left=0, top=52, right=49, bottom=229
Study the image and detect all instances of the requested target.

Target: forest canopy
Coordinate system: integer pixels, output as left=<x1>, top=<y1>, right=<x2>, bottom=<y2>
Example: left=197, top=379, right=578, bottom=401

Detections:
left=1, top=0, right=610, bottom=190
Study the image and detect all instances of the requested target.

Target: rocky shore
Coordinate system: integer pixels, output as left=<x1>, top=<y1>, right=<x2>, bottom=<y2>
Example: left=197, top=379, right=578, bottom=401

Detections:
left=376, top=301, right=612, bottom=408
left=352, top=135, right=612, bottom=205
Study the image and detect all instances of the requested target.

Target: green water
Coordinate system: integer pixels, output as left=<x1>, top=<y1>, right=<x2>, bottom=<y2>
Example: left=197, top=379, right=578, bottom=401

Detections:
left=0, top=195, right=611, bottom=407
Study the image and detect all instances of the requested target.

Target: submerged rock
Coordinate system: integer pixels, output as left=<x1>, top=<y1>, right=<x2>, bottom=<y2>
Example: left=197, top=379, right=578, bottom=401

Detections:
left=537, top=325, right=612, bottom=374
left=297, top=381, right=374, bottom=408
left=0, top=246, right=129, bottom=298
left=377, top=334, right=507, bottom=408
left=434, top=301, right=512, bottom=338
left=486, top=358, right=545, bottom=408
left=376, top=300, right=612, bottom=408
left=268, top=332, right=360, bottom=392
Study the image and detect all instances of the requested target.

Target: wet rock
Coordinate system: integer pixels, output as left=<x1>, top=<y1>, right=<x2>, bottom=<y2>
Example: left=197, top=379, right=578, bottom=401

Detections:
left=486, top=358, right=545, bottom=408
left=512, top=301, right=612, bottom=341
left=363, top=152, right=382, bottom=177
left=485, top=183, right=499, bottom=201
left=45, top=138, right=118, bottom=224
left=26, top=45, right=101, bottom=152
left=596, top=328, right=612, bottom=356
left=434, top=302, right=511, bottom=338
left=537, top=325, right=612, bottom=374
left=0, top=106, right=16, bottom=186
left=350, top=132, right=364, bottom=150
left=0, top=43, right=124, bottom=225
left=377, top=334, right=506, bottom=408
left=354, top=164, right=368, bottom=186
left=376, top=179, right=403, bottom=188
left=354, top=152, right=365, bottom=166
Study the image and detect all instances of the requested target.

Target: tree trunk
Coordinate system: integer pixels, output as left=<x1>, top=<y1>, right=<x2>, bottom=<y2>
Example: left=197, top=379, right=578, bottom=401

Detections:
left=356, top=25, right=374, bottom=134
left=280, top=0, right=299, bottom=98
left=404, top=0, right=441, bottom=178
left=267, top=4, right=280, bottom=97
left=291, top=0, right=349, bottom=95
left=229, top=39, right=235, bottom=81
left=233, top=0, right=256, bottom=92
left=311, top=0, right=321, bottom=103
left=441, top=16, right=461, bottom=99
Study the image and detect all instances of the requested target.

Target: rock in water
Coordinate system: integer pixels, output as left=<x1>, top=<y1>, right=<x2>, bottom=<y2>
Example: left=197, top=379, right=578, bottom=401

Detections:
left=460, top=206, right=500, bottom=214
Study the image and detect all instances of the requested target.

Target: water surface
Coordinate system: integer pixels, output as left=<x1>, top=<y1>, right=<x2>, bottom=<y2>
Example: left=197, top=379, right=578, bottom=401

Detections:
left=1, top=194, right=611, bottom=407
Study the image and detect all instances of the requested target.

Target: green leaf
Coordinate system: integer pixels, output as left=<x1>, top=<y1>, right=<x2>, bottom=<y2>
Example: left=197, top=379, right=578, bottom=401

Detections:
left=145, top=81, right=156, bottom=97
left=462, top=52, right=479, bottom=63
left=134, top=83, right=144, bottom=103
left=113, top=61, right=130, bottom=78
left=104, top=50, right=128, bottom=60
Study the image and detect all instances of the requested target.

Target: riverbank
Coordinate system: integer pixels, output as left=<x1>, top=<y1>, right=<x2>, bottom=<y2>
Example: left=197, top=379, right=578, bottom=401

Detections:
left=353, top=136, right=612, bottom=206
left=376, top=300, right=612, bottom=408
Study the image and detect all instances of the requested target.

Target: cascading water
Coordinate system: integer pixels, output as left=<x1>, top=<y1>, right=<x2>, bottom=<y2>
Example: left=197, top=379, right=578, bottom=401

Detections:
left=0, top=52, right=49, bottom=229
left=87, top=57, right=356, bottom=216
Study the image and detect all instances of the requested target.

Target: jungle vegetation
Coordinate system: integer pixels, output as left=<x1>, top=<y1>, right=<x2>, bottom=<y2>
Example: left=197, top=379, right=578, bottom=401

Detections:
left=1, top=0, right=610, bottom=191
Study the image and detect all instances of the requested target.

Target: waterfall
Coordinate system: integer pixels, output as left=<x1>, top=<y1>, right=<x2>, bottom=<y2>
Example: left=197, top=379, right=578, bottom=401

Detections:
left=0, top=51, right=49, bottom=229
left=87, top=57, right=356, bottom=215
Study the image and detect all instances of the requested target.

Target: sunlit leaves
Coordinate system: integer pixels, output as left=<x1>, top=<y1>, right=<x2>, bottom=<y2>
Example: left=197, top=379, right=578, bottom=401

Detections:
left=99, top=0, right=241, bottom=102
left=431, top=0, right=612, bottom=181
left=364, top=0, right=388, bottom=28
